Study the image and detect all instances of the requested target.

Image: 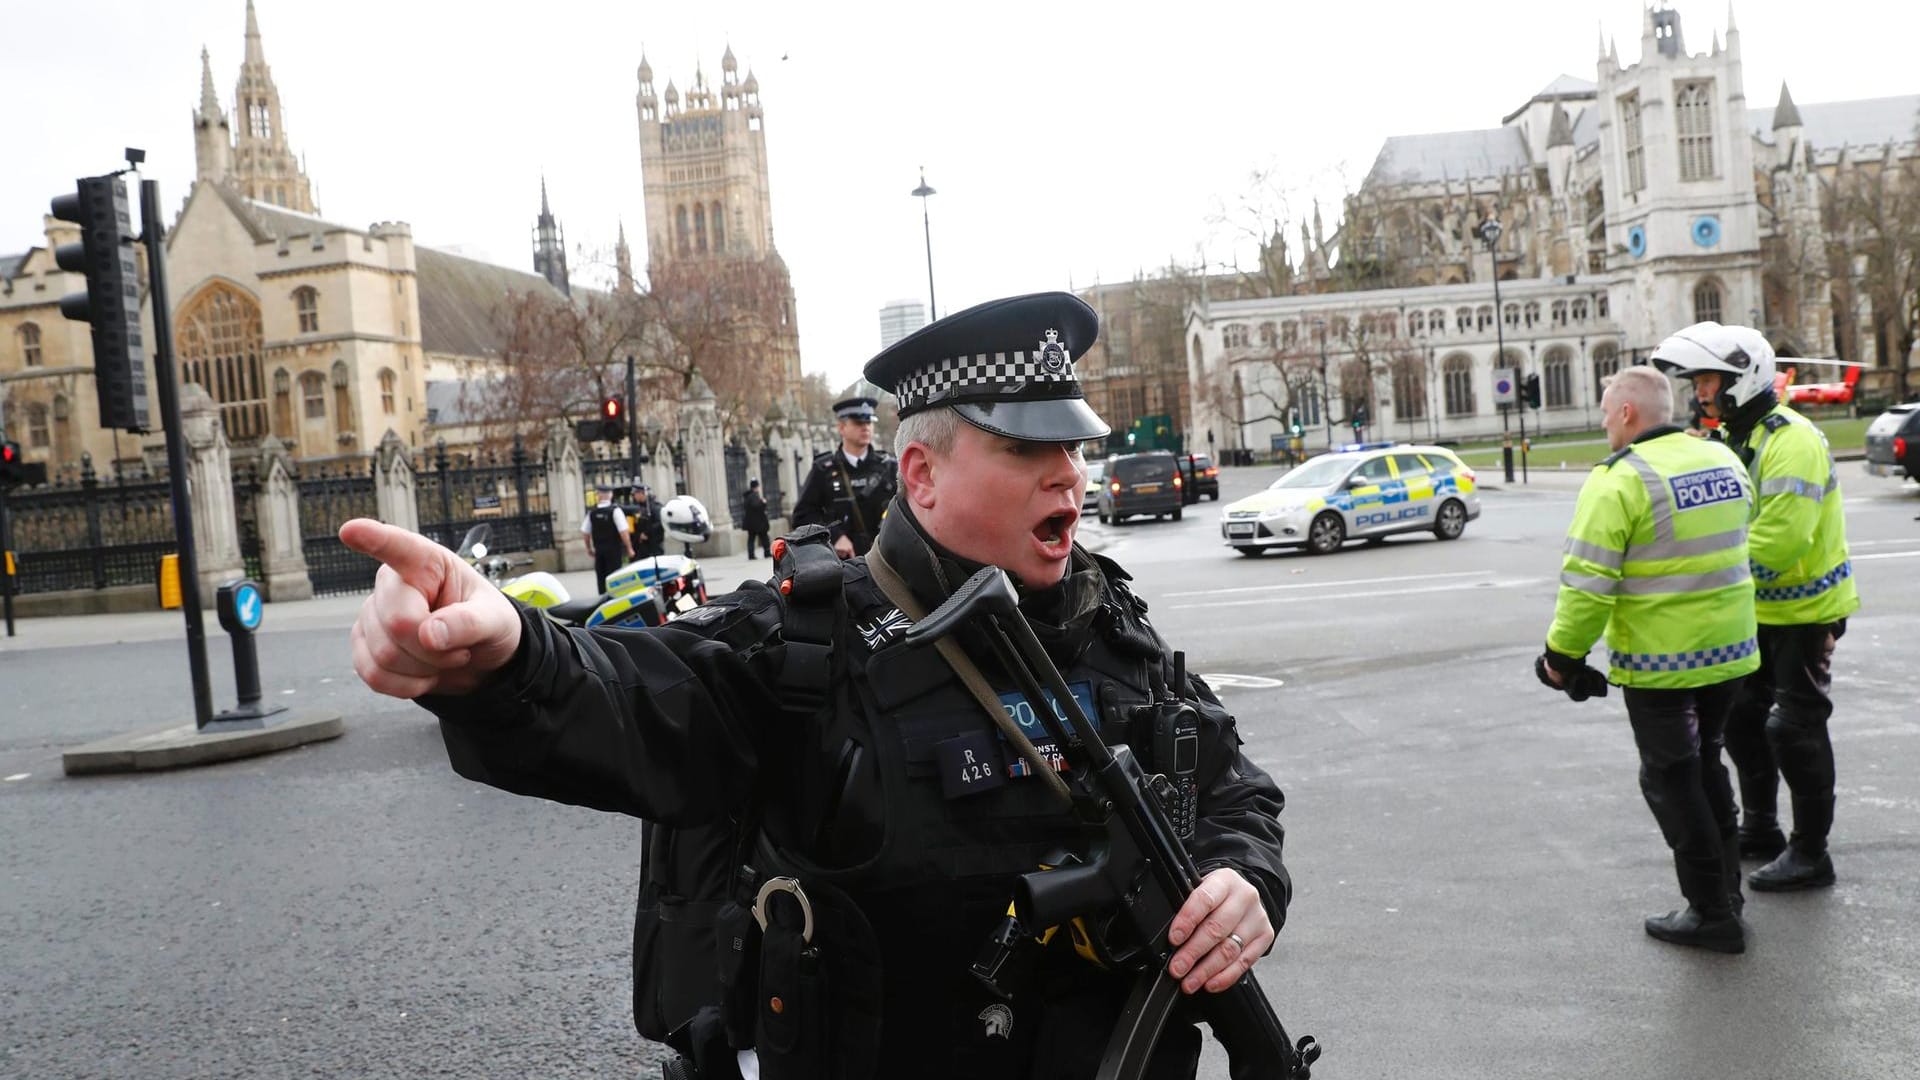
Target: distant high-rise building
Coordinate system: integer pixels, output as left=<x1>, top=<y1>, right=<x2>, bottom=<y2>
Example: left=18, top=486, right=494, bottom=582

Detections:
left=878, top=299, right=926, bottom=350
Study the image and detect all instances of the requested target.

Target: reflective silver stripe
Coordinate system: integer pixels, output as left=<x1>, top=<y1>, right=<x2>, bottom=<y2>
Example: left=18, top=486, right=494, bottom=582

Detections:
left=1564, top=537, right=1626, bottom=570
left=1615, top=562, right=1752, bottom=595
left=1632, top=527, right=1747, bottom=562
left=1759, top=476, right=1825, bottom=501
left=1560, top=569, right=1618, bottom=595
left=1622, top=451, right=1674, bottom=543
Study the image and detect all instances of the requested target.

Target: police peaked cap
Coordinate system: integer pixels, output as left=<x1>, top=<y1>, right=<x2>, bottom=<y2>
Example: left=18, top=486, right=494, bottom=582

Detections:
left=832, top=397, right=879, bottom=421
left=862, top=291, right=1111, bottom=443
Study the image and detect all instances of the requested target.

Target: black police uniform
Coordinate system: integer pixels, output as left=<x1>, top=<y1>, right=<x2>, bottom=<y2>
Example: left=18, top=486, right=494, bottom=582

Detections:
left=585, top=501, right=627, bottom=595
left=415, top=292, right=1291, bottom=1079
left=627, top=493, right=666, bottom=559
left=792, top=398, right=897, bottom=557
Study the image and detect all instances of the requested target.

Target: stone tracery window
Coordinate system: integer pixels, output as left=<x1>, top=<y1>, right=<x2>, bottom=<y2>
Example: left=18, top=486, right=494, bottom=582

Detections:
left=300, top=371, right=326, bottom=420
left=1443, top=353, right=1475, bottom=416
left=19, top=322, right=41, bottom=367
left=294, top=286, right=319, bottom=333
left=177, top=281, right=269, bottom=442
left=379, top=368, right=396, bottom=415
left=1620, top=91, right=1646, bottom=193
left=1675, top=81, right=1717, bottom=181
left=1693, top=279, right=1724, bottom=324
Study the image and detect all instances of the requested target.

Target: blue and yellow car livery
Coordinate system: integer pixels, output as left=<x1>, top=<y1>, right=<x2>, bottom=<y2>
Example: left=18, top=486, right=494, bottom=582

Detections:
left=1219, top=442, right=1481, bottom=555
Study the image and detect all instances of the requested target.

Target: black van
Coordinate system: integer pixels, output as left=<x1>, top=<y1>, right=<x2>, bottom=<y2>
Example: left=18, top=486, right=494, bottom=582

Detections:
left=1097, top=452, right=1184, bottom=523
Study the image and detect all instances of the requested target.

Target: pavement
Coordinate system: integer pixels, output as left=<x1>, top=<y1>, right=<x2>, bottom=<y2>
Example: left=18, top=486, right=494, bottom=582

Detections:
left=3, top=465, right=1918, bottom=1078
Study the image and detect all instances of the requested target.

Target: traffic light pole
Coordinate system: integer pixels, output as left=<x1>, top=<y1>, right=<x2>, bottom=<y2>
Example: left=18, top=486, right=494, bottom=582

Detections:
left=141, top=177, right=214, bottom=729
left=1, top=485, right=15, bottom=637
left=625, top=354, right=638, bottom=482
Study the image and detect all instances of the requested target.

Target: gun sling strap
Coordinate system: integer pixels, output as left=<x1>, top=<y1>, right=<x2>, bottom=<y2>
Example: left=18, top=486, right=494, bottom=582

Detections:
left=864, top=544, right=1073, bottom=807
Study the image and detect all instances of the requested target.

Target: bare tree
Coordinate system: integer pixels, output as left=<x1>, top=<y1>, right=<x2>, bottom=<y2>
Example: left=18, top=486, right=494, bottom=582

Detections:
left=455, top=285, right=652, bottom=453
left=1820, top=150, right=1920, bottom=399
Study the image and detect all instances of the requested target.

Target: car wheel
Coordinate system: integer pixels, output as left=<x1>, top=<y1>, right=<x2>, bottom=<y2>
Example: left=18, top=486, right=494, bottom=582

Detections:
left=1172, top=507, right=1183, bottom=522
left=1235, top=546, right=1265, bottom=558
left=1307, top=512, right=1345, bottom=555
left=1434, top=499, right=1467, bottom=541
left=1098, top=509, right=1109, bottom=524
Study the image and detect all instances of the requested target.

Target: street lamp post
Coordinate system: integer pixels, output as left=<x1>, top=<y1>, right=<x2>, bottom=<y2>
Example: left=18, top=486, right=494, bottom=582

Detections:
left=1478, top=217, right=1527, bottom=483
left=911, top=167, right=938, bottom=321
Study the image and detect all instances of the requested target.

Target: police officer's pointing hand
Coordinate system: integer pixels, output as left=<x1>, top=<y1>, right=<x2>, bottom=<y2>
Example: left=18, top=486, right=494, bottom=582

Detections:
left=340, top=519, right=521, bottom=697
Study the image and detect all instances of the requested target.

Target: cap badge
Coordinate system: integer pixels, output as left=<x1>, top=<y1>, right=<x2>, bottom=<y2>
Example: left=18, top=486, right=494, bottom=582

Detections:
left=1037, top=329, right=1067, bottom=374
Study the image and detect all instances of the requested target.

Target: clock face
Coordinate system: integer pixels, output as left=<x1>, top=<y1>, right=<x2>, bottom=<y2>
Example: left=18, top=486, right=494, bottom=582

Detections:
left=1692, top=215, right=1722, bottom=248
left=1627, top=225, right=1648, bottom=258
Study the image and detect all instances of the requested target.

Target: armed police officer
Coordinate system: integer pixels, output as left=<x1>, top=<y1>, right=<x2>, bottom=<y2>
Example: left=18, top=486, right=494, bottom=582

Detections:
left=1652, top=323, right=1859, bottom=893
left=340, top=292, right=1291, bottom=1080
left=582, top=484, right=634, bottom=595
left=792, top=396, right=897, bottom=557
left=1537, top=365, right=1759, bottom=953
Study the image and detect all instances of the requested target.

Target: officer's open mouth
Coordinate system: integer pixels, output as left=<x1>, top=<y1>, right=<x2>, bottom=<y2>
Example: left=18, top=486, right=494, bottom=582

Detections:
left=1033, top=511, right=1076, bottom=549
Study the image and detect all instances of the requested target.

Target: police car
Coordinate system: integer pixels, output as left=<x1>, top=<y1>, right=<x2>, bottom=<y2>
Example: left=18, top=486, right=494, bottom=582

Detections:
left=1218, top=441, right=1481, bottom=556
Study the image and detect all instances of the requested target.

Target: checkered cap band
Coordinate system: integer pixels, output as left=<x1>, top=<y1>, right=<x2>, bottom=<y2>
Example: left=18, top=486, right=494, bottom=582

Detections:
left=1610, top=636, right=1758, bottom=673
left=895, top=349, right=1080, bottom=412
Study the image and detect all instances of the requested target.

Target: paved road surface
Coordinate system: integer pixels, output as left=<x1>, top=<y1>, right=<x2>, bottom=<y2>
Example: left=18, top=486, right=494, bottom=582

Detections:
left=2, top=466, right=1915, bottom=1078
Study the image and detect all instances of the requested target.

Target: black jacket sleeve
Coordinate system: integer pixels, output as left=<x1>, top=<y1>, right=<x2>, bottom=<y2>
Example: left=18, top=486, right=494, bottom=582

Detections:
left=417, top=586, right=789, bottom=828
left=1183, top=673, right=1292, bottom=932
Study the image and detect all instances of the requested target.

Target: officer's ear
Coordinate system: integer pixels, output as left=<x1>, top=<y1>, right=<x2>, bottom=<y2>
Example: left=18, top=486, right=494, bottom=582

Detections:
left=899, top=441, right=940, bottom=511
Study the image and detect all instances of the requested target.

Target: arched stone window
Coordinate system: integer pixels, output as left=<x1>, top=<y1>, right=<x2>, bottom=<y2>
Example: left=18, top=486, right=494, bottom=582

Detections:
left=293, top=286, right=319, bottom=333
left=1505, top=303, right=1522, bottom=329
left=1476, top=306, right=1494, bottom=332
left=18, top=322, right=41, bottom=367
left=1258, top=322, right=1277, bottom=347
left=1675, top=81, right=1716, bottom=181
left=710, top=201, right=726, bottom=253
left=675, top=205, right=690, bottom=255
left=1551, top=300, right=1568, bottom=327
left=1392, top=357, right=1427, bottom=420
left=1295, top=378, right=1322, bottom=428
left=1430, top=309, right=1446, bottom=334
left=1542, top=346, right=1574, bottom=408
left=1591, top=343, right=1621, bottom=402
left=331, top=360, right=354, bottom=433
left=177, top=281, right=269, bottom=442
left=694, top=204, right=708, bottom=253
left=1409, top=310, right=1425, bottom=337
left=1571, top=298, right=1589, bottom=322
left=1455, top=307, right=1472, bottom=333
left=1693, top=279, right=1724, bottom=325
left=1523, top=301, right=1541, bottom=328
left=1281, top=321, right=1298, bottom=347
left=51, top=393, right=71, bottom=461
left=300, top=371, right=327, bottom=420
left=1443, top=353, right=1475, bottom=416
left=26, top=401, right=50, bottom=448
left=1223, top=323, right=1250, bottom=349
left=379, top=368, right=397, bottom=415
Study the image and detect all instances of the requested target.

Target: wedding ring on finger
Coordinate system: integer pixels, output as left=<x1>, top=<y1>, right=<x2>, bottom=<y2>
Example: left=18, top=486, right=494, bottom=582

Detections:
left=1226, top=932, right=1246, bottom=953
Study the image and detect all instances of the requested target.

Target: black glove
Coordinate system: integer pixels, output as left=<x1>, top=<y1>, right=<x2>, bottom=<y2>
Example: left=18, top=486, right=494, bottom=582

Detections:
left=1537, top=649, right=1610, bottom=703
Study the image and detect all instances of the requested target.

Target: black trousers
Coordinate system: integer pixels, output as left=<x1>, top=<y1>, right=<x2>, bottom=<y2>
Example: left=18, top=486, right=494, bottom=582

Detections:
left=745, top=529, right=771, bottom=558
left=1623, top=679, right=1744, bottom=914
left=593, top=551, right=622, bottom=596
left=1723, top=620, right=1846, bottom=855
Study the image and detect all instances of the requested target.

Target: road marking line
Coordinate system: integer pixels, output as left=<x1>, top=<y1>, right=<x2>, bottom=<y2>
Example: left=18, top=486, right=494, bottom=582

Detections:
left=4, top=773, right=29, bottom=782
left=1170, top=576, right=1548, bottom=610
left=1849, top=538, right=1920, bottom=549
left=1166, top=569, right=1492, bottom=598
left=1854, top=551, right=1920, bottom=562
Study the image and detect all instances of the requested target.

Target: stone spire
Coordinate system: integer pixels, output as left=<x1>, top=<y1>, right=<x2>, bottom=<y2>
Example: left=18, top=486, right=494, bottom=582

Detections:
left=193, top=46, right=231, bottom=183
left=1772, top=81, right=1803, bottom=130
left=1547, top=102, right=1574, bottom=148
left=532, top=176, right=570, bottom=297
left=616, top=220, right=635, bottom=294
left=228, top=0, right=316, bottom=212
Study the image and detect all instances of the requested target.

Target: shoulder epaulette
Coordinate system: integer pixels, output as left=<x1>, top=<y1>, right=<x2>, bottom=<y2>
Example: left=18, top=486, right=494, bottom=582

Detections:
left=1599, top=445, right=1635, bottom=469
left=1761, top=413, right=1791, bottom=432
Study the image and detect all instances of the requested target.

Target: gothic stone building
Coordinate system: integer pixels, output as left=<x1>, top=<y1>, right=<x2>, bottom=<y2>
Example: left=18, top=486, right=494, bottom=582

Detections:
left=1188, top=5, right=1919, bottom=455
left=0, top=2, right=565, bottom=478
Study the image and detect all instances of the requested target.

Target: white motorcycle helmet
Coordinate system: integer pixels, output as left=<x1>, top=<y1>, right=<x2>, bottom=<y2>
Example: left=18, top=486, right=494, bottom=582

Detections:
left=1649, top=321, right=1777, bottom=415
left=662, top=494, right=711, bottom=545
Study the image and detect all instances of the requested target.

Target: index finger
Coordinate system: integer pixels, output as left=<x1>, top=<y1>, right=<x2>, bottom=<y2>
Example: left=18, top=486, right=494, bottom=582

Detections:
left=339, top=518, right=449, bottom=593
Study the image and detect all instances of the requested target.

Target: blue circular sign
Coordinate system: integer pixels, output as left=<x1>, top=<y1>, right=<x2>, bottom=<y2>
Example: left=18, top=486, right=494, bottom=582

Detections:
left=1494, top=376, right=1515, bottom=395
left=234, top=583, right=263, bottom=631
left=1626, top=225, right=1648, bottom=258
left=1691, top=215, right=1721, bottom=248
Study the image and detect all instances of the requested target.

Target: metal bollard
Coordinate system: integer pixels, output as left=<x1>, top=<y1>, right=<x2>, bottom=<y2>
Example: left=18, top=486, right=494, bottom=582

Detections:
left=212, top=579, right=288, bottom=726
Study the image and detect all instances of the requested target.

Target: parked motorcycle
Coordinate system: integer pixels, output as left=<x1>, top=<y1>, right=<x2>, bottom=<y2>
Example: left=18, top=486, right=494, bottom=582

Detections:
left=490, top=495, right=715, bottom=629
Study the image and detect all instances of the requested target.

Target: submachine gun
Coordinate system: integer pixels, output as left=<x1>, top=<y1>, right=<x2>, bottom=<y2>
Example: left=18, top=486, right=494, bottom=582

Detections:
left=904, top=566, right=1320, bottom=1080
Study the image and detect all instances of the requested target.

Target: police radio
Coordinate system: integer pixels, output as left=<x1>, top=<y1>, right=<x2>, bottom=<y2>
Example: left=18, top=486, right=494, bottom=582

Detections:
left=1136, top=651, right=1200, bottom=840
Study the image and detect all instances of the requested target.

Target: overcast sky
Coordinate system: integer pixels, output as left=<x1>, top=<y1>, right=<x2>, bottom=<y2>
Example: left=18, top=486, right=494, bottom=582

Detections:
left=4, top=1, right=1914, bottom=393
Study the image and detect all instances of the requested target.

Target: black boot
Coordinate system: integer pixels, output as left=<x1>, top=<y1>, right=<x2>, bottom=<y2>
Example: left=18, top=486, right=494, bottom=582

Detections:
left=1738, top=822, right=1787, bottom=861
left=1721, top=834, right=1745, bottom=917
left=1748, top=848, right=1836, bottom=892
left=1644, top=906, right=1746, bottom=954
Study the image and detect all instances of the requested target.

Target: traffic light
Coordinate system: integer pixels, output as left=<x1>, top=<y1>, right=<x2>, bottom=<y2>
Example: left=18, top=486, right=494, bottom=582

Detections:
left=50, top=174, right=150, bottom=432
left=600, top=395, right=626, bottom=442
left=1287, top=409, right=1303, bottom=437
left=1521, top=373, right=1542, bottom=409
left=1, top=439, right=47, bottom=488
left=1350, top=400, right=1370, bottom=433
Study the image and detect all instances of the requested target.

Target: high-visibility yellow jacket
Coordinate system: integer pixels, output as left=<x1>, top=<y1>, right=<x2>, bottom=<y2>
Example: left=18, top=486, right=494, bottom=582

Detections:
left=1739, top=403, right=1860, bottom=626
left=1548, top=426, right=1761, bottom=689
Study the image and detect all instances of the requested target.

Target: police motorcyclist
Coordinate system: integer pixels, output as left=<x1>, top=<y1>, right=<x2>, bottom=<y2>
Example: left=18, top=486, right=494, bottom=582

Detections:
left=582, top=485, right=634, bottom=595
left=1537, top=365, right=1758, bottom=953
left=339, top=292, right=1290, bottom=1079
left=1652, top=322, right=1859, bottom=893
left=792, top=396, right=898, bottom=558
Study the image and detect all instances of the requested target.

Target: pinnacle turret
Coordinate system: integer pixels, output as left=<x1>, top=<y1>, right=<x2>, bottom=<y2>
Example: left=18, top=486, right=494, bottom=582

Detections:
left=1772, top=81, right=1803, bottom=130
